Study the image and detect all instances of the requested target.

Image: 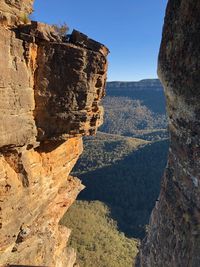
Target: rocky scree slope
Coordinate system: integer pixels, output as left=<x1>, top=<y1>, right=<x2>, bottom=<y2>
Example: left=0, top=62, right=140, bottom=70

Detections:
left=137, top=1, right=200, bottom=266
left=0, top=0, right=109, bottom=266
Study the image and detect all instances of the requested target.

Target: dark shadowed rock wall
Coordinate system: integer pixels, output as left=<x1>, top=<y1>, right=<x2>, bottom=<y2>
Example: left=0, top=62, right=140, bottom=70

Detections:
left=138, top=1, right=200, bottom=266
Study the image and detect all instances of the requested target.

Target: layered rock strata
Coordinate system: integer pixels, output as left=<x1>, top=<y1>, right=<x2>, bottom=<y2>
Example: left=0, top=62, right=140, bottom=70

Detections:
left=138, top=1, right=200, bottom=266
left=0, top=1, right=108, bottom=266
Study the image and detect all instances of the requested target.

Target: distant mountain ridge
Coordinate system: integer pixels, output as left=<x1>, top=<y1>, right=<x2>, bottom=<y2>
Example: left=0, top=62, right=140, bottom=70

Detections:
left=102, top=79, right=167, bottom=130
left=106, top=79, right=163, bottom=90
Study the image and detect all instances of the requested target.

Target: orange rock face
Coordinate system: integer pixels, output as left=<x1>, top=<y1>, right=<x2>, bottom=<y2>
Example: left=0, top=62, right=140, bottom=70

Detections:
left=0, top=1, right=108, bottom=266
left=0, top=0, right=34, bottom=26
left=0, top=138, right=84, bottom=266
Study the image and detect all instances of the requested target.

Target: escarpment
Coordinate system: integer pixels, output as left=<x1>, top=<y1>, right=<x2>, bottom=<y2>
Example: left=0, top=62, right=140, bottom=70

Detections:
left=138, top=1, right=200, bottom=266
left=0, top=1, right=108, bottom=266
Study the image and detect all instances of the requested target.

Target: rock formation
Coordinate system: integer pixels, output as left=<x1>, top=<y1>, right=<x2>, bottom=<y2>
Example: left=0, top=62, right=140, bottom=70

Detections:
left=138, top=1, right=200, bottom=266
left=0, top=0, right=108, bottom=266
left=0, top=0, right=34, bottom=26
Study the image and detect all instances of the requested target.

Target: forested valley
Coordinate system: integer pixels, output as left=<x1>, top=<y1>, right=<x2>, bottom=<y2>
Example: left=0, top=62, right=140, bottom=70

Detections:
left=61, top=79, right=169, bottom=267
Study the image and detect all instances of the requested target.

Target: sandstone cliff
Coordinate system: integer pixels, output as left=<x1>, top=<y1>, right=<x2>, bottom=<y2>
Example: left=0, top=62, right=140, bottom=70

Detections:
left=0, top=1, right=108, bottom=266
left=138, top=1, right=200, bottom=266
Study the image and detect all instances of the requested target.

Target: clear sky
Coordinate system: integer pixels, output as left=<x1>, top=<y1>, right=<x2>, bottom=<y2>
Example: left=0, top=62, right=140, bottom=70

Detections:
left=33, top=0, right=167, bottom=81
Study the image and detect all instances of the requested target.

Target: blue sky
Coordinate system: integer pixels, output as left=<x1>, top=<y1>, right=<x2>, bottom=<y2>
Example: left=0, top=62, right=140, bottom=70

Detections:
left=33, top=0, right=167, bottom=81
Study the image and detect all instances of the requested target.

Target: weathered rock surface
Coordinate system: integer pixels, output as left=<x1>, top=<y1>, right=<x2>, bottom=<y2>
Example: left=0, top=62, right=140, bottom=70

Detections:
left=0, top=25, right=37, bottom=149
left=138, top=1, right=200, bottom=266
left=33, top=27, right=108, bottom=141
left=0, top=1, right=108, bottom=266
left=0, top=138, right=83, bottom=266
left=0, top=0, right=34, bottom=26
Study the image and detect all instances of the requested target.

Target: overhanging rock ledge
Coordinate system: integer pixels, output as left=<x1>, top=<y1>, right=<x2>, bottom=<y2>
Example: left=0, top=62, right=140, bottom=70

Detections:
left=0, top=1, right=109, bottom=266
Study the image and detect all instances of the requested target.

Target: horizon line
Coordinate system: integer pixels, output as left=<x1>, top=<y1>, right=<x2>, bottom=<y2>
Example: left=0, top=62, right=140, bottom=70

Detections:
left=106, top=78, right=160, bottom=83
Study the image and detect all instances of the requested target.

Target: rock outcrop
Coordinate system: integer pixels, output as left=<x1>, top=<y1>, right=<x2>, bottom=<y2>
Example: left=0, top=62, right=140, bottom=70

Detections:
left=138, top=1, right=200, bottom=266
left=0, top=0, right=34, bottom=26
left=0, top=0, right=108, bottom=266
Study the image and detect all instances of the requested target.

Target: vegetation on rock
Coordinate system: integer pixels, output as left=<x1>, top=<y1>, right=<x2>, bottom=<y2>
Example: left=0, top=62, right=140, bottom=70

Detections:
left=52, top=22, right=69, bottom=37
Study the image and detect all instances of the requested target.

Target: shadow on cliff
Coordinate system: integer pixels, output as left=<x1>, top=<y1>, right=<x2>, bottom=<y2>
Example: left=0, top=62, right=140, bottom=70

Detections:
left=77, top=140, right=169, bottom=238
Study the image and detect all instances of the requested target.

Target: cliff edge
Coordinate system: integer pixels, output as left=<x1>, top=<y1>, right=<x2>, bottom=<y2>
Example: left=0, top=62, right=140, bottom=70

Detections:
left=138, top=1, right=200, bottom=266
left=0, top=0, right=108, bottom=266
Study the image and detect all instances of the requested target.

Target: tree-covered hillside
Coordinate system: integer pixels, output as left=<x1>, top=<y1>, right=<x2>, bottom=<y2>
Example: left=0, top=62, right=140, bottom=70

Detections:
left=73, top=132, right=148, bottom=174
left=61, top=200, right=138, bottom=267
left=101, top=97, right=167, bottom=140
left=61, top=79, right=169, bottom=266
left=73, top=133, right=169, bottom=238
left=106, top=79, right=166, bottom=114
left=100, top=80, right=168, bottom=141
